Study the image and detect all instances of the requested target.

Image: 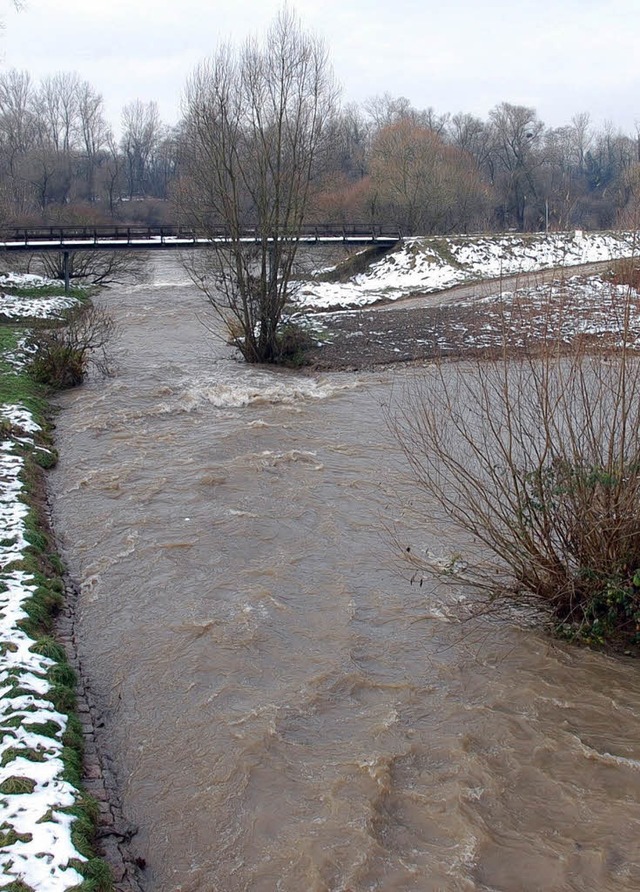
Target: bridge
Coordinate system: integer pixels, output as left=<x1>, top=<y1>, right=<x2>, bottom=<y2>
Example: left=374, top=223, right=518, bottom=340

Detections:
left=0, top=224, right=402, bottom=290
left=0, top=223, right=402, bottom=252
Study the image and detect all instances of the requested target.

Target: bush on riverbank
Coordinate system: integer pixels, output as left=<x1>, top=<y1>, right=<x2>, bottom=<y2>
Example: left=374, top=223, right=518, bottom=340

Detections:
left=393, top=279, right=640, bottom=654
left=26, top=303, right=117, bottom=389
left=274, top=322, right=316, bottom=367
left=225, top=317, right=315, bottom=368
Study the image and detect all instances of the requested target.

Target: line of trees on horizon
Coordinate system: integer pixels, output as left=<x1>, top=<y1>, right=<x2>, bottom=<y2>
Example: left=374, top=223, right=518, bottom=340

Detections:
left=0, top=65, right=639, bottom=235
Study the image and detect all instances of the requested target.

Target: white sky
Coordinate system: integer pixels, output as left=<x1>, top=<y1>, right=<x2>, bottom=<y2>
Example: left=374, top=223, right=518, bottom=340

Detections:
left=3, top=0, right=639, bottom=135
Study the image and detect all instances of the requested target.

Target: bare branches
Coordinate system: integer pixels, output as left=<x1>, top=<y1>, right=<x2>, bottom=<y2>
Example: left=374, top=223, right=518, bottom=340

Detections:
left=121, top=100, right=161, bottom=199
left=26, top=302, right=118, bottom=387
left=369, top=120, right=489, bottom=234
left=34, top=250, right=147, bottom=286
left=178, top=9, right=337, bottom=363
left=391, top=281, right=640, bottom=649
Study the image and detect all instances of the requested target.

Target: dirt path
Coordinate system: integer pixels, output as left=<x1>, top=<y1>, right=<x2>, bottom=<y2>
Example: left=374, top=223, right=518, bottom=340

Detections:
left=305, top=260, right=621, bottom=370
left=377, top=260, right=616, bottom=311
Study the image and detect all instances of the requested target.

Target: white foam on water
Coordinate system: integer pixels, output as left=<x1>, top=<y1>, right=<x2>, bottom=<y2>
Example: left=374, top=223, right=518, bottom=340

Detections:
left=180, top=368, right=357, bottom=410
left=576, top=737, right=640, bottom=770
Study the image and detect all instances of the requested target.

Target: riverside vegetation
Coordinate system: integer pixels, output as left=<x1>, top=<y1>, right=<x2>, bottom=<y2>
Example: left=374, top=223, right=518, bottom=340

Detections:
left=0, top=280, right=114, bottom=890
left=393, top=257, right=640, bottom=655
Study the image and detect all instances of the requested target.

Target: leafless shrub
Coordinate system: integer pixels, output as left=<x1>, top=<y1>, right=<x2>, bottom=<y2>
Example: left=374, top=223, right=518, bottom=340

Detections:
left=391, top=281, right=640, bottom=650
left=26, top=302, right=118, bottom=388
left=33, top=250, right=148, bottom=286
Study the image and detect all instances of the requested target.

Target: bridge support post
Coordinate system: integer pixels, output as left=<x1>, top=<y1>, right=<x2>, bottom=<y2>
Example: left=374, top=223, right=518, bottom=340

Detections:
left=63, top=251, right=70, bottom=294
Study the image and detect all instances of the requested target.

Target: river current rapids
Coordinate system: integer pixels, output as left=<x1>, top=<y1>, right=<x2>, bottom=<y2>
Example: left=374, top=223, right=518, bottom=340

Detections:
left=48, top=256, right=640, bottom=891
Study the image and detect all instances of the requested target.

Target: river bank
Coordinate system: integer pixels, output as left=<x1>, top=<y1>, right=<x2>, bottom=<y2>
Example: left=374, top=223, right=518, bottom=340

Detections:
left=304, top=266, right=639, bottom=369
left=0, top=278, right=132, bottom=891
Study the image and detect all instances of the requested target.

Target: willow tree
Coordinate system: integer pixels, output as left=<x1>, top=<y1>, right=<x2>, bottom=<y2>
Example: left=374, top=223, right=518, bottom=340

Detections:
left=178, top=10, right=337, bottom=363
left=369, top=120, right=489, bottom=234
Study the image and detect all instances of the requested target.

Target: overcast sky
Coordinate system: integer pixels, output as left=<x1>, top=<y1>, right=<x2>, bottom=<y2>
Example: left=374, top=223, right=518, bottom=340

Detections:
left=3, top=0, right=639, bottom=135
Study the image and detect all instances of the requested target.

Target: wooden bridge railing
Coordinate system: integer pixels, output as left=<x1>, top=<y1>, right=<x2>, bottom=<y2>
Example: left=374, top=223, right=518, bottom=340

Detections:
left=0, top=223, right=403, bottom=245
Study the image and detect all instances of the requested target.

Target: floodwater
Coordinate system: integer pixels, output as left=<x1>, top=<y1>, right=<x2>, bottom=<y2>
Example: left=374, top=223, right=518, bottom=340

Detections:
left=49, top=256, right=640, bottom=891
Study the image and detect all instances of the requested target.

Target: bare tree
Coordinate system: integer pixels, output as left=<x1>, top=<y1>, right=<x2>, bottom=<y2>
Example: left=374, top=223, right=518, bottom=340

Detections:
left=35, top=72, right=80, bottom=154
left=76, top=80, right=108, bottom=201
left=34, top=250, right=147, bottom=286
left=569, top=112, right=592, bottom=172
left=0, top=67, right=110, bottom=218
left=27, top=302, right=118, bottom=388
left=29, top=73, right=84, bottom=208
left=0, top=69, right=37, bottom=215
left=121, top=99, right=161, bottom=198
left=449, top=112, right=493, bottom=177
left=147, top=124, right=179, bottom=199
left=100, top=131, right=125, bottom=216
left=322, top=102, right=371, bottom=182
left=178, top=8, right=337, bottom=363
left=0, top=68, right=35, bottom=158
left=488, top=102, right=545, bottom=229
left=368, top=119, right=488, bottom=233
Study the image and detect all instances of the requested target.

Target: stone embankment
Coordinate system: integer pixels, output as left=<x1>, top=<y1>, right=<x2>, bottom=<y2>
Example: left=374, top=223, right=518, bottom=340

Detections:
left=52, top=534, right=145, bottom=892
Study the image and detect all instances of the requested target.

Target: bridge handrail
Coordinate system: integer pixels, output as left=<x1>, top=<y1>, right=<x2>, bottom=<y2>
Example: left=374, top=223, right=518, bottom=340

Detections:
left=0, top=222, right=403, bottom=244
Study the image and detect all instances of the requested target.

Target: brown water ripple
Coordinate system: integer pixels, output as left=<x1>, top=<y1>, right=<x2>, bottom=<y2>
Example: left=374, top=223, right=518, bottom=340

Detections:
left=48, top=257, right=640, bottom=892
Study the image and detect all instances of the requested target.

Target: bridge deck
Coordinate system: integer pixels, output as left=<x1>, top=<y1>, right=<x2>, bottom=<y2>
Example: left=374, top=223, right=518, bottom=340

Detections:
left=0, top=224, right=402, bottom=252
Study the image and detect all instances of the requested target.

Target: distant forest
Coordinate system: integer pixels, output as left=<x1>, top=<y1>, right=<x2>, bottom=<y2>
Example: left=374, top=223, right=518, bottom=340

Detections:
left=1, top=68, right=638, bottom=235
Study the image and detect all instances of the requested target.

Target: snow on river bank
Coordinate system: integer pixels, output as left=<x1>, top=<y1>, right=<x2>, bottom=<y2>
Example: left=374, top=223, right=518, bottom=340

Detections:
left=0, top=274, right=78, bottom=320
left=0, top=408, right=85, bottom=890
left=296, top=230, right=639, bottom=310
left=0, top=276, right=87, bottom=889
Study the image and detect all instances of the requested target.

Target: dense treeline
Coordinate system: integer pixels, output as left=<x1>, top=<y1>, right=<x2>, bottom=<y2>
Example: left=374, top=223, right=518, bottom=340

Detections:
left=0, top=70, right=178, bottom=227
left=1, top=67, right=639, bottom=234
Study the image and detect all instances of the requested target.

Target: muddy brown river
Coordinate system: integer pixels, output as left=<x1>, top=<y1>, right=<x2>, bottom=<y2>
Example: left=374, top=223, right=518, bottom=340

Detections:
left=49, top=257, right=640, bottom=891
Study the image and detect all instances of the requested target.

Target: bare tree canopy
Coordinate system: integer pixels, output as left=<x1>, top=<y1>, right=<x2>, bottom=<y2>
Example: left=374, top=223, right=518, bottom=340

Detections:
left=178, top=8, right=338, bottom=363
left=121, top=99, right=161, bottom=199
left=34, top=249, right=147, bottom=287
left=369, top=119, right=488, bottom=233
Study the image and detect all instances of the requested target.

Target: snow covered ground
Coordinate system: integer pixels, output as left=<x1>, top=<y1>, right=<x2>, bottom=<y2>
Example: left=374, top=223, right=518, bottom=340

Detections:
left=295, top=230, right=639, bottom=310
left=0, top=409, right=85, bottom=890
left=0, top=274, right=79, bottom=320
left=463, top=275, right=638, bottom=347
left=0, top=276, right=87, bottom=890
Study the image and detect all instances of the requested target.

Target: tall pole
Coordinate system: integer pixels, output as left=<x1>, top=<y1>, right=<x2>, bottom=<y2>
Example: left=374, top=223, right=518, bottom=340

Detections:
left=63, top=251, right=70, bottom=293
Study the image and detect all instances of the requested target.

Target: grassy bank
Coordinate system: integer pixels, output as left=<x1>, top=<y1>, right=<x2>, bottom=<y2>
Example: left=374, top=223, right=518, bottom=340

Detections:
left=0, top=283, right=112, bottom=891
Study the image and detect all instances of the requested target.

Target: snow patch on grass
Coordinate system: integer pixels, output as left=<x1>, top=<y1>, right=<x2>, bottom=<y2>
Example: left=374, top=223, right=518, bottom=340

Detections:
left=0, top=273, right=80, bottom=320
left=0, top=408, right=85, bottom=890
left=461, top=275, right=640, bottom=347
left=0, top=273, right=61, bottom=290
